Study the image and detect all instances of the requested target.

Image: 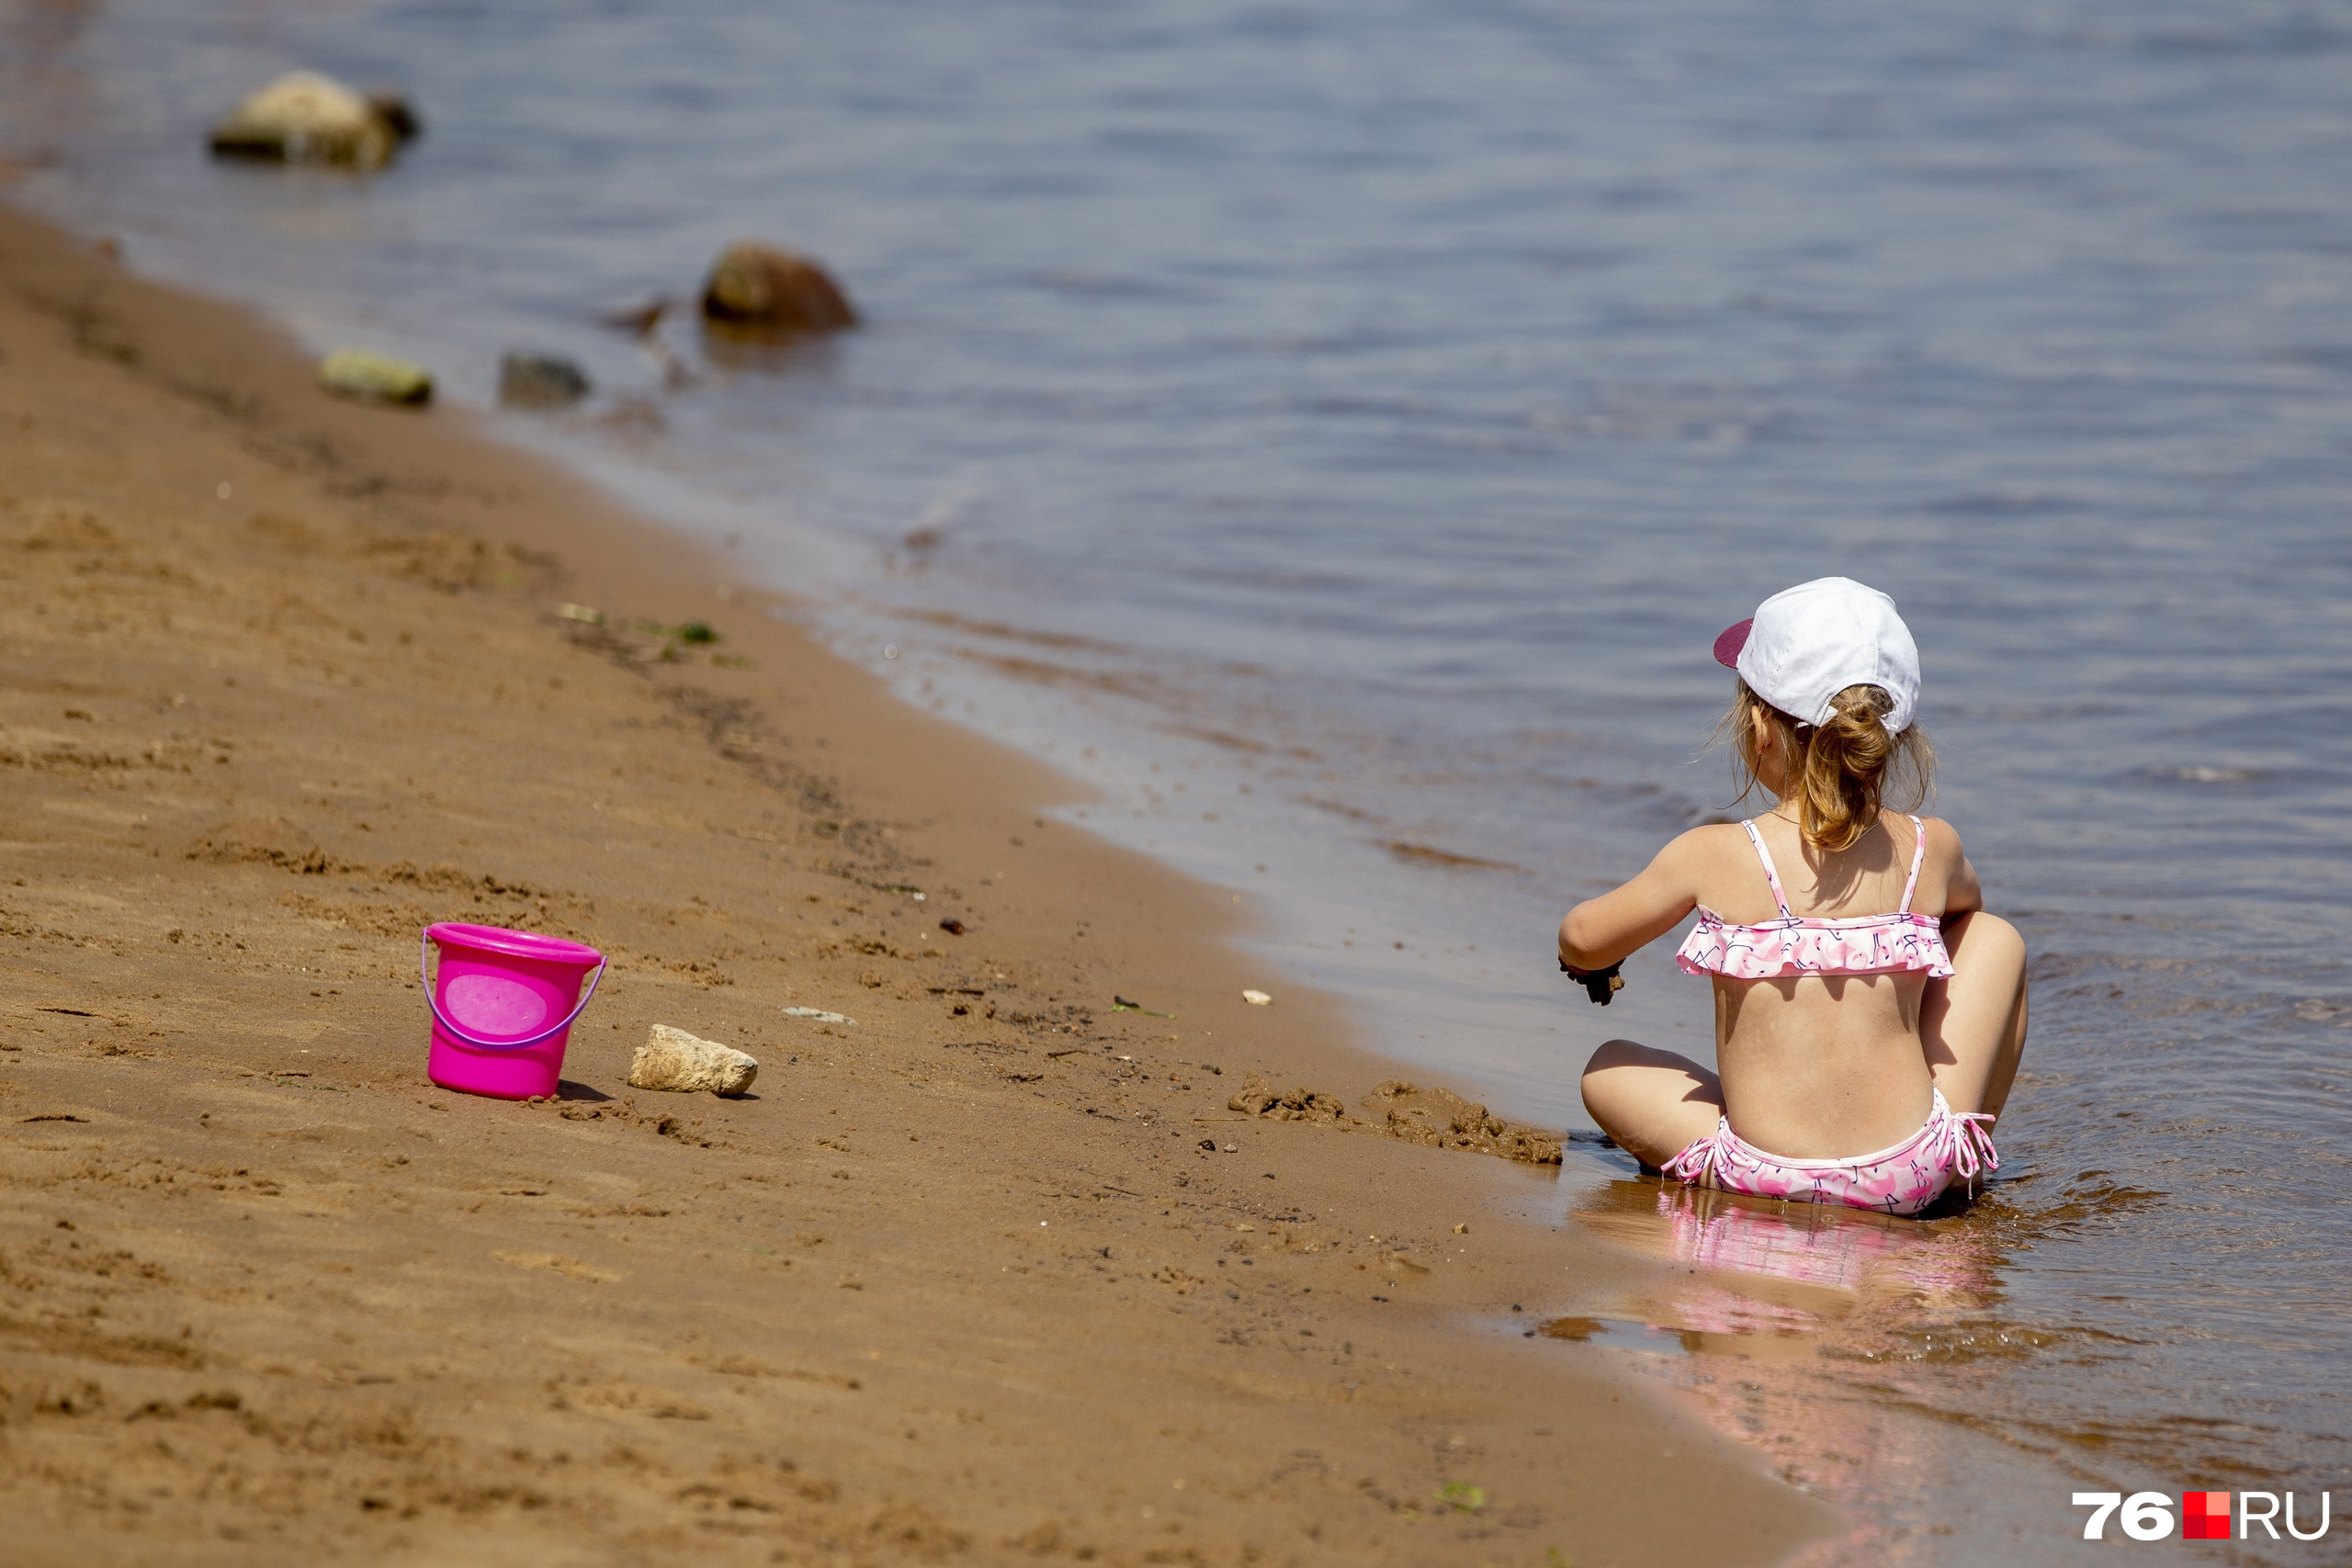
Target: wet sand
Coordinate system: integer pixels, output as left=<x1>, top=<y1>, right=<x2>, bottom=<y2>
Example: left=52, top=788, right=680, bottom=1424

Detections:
left=0, top=205, right=1829, bottom=1565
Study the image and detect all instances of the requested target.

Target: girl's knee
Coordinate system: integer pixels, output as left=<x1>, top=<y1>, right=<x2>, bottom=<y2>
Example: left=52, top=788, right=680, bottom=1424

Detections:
left=1579, top=1041, right=1653, bottom=1127
left=1967, top=909, right=2022, bottom=946
left=1581, top=1038, right=1648, bottom=1079
left=1950, top=910, right=2025, bottom=966
left=1580, top=1034, right=1636, bottom=1072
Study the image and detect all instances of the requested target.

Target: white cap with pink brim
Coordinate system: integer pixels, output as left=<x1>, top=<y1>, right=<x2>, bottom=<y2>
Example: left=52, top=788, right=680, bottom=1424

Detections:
left=1712, top=577, right=1920, bottom=736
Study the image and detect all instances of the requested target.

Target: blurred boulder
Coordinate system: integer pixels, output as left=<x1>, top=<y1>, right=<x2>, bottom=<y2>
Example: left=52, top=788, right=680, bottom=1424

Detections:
left=365, top=90, right=423, bottom=141
left=319, top=348, right=432, bottom=406
left=499, top=353, right=592, bottom=409
left=699, top=242, right=858, bottom=334
left=209, top=72, right=412, bottom=169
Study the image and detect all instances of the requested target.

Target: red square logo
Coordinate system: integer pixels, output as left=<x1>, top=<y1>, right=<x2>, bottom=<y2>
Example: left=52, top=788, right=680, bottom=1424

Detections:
left=2183, top=1491, right=2231, bottom=1540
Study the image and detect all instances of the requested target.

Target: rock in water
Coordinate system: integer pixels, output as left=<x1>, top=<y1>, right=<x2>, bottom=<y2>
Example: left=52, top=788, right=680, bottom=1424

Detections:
left=209, top=71, right=408, bottom=169
left=499, top=353, right=592, bottom=409
left=365, top=90, right=424, bottom=142
left=629, top=1024, right=759, bottom=1097
left=319, top=349, right=433, bottom=406
left=699, top=243, right=859, bottom=334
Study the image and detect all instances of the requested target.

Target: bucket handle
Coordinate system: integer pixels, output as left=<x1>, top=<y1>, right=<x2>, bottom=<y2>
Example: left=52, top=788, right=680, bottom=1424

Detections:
left=421, top=931, right=606, bottom=1051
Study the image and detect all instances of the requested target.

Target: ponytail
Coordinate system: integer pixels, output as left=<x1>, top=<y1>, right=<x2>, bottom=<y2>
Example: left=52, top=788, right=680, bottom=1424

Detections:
left=1719, top=678, right=1934, bottom=851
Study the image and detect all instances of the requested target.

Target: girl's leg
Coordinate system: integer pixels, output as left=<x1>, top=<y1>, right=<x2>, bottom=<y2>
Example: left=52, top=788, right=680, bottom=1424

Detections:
left=1579, top=1040, right=1726, bottom=1170
left=1920, top=911, right=2029, bottom=1120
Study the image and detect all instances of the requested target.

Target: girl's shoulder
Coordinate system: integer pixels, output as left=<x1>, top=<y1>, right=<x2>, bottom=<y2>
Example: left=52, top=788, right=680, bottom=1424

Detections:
left=1658, top=819, right=1762, bottom=878
left=1667, top=819, right=1757, bottom=854
left=1910, top=812, right=1965, bottom=858
left=1906, top=815, right=1971, bottom=907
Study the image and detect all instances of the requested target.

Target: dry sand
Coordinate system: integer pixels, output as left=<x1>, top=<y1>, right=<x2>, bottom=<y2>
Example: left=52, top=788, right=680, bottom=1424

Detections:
left=0, top=204, right=1828, bottom=1566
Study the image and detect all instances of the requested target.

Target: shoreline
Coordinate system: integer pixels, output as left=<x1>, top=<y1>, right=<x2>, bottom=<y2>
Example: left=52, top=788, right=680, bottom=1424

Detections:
left=0, top=203, right=1828, bottom=1563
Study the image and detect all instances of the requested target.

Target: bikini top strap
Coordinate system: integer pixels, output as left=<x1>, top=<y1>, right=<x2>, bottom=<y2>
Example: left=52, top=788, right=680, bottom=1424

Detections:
left=1898, top=815, right=1928, bottom=913
left=1739, top=819, right=1794, bottom=920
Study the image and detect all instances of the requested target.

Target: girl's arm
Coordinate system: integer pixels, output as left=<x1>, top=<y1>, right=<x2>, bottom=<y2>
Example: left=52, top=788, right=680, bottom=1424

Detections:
left=1557, top=830, right=1707, bottom=972
left=1933, top=817, right=1984, bottom=919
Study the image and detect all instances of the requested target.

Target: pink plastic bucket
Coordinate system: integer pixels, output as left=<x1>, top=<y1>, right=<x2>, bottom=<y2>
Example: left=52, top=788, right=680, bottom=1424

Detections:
left=422, top=923, right=605, bottom=1100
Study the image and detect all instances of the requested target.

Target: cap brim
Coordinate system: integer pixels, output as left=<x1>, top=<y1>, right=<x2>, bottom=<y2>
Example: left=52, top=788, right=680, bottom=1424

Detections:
left=1712, top=618, right=1752, bottom=670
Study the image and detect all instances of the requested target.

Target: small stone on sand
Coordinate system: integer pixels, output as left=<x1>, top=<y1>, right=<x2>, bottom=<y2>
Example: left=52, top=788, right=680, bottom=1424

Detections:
left=1242, top=989, right=1272, bottom=1005
left=498, top=353, right=592, bottom=409
left=628, top=1023, right=758, bottom=1097
left=319, top=348, right=432, bottom=406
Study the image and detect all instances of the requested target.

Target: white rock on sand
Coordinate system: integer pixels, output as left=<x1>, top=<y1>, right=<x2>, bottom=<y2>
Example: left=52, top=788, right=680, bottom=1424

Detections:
left=319, top=348, right=433, bottom=406
left=209, top=71, right=413, bottom=169
left=628, top=1024, right=759, bottom=1097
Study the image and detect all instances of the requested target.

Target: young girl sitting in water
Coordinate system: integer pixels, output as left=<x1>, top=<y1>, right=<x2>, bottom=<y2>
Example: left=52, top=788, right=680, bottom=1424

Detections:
left=1562, top=578, right=2028, bottom=1215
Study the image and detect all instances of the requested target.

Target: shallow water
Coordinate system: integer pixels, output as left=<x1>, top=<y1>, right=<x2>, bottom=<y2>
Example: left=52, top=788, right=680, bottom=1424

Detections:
left=5, top=0, right=2349, bottom=1556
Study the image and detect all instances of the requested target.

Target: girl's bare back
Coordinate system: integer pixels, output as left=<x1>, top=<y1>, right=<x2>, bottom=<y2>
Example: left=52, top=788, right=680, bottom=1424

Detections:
left=1690, top=809, right=1958, bottom=1156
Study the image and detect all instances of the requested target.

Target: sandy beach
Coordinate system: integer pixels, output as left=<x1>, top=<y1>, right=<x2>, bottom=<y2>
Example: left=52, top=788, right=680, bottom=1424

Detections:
left=0, top=205, right=1826, bottom=1564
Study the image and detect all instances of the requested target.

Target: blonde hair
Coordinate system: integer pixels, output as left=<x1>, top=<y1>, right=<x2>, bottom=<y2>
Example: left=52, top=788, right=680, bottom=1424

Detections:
left=1719, top=677, right=1935, bottom=852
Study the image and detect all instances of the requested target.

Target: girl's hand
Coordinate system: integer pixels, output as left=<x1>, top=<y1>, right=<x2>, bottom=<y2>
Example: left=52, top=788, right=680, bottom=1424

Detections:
left=1560, top=958, right=1625, bottom=1005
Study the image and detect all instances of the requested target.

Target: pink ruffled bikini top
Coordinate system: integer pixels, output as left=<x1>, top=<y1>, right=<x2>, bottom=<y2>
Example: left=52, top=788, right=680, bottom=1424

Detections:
left=1677, top=814, right=1954, bottom=980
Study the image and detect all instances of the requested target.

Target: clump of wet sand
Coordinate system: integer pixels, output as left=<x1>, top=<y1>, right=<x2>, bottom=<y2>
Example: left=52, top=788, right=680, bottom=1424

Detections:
left=1227, top=1073, right=1565, bottom=1165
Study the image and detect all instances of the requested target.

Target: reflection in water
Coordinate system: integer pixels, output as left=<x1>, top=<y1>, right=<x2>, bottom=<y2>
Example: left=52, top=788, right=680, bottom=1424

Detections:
left=1558, top=1173, right=2326, bottom=1562
left=1562, top=1178, right=2075, bottom=1565
left=1570, top=1179, right=2004, bottom=1349
left=0, top=0, right=94, bottom=177
left=3, top=0, right=92, bottom=62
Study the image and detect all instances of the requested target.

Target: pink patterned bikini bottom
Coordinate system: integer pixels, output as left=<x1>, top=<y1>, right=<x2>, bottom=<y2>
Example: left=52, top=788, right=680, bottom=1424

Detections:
left=1659, top=1088, right=1999, bottom=1218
